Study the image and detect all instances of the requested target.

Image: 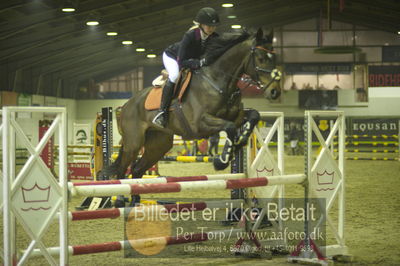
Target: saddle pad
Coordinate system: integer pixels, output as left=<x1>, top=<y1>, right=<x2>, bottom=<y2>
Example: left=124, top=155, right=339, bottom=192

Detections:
left=144, top=87, right=163, bottom=110
left=177, top=70, right=192, bottom=102
left=144, top=70, right=192, bottom=111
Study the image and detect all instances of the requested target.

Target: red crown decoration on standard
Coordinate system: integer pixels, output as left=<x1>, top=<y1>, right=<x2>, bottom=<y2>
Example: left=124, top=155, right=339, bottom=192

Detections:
left=21, top=183, right=51, bottom=203
left=317, top=170, right=334, bottom=185
left=256, top=167, right=274, bottom=177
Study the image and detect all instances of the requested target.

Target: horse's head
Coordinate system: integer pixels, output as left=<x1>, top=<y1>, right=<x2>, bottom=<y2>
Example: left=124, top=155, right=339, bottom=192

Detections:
left=244, top=28, right=281, bottom=100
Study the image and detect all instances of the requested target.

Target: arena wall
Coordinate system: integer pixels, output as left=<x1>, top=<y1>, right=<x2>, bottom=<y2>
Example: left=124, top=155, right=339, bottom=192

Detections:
left=242, top=86, right=400, bottom=117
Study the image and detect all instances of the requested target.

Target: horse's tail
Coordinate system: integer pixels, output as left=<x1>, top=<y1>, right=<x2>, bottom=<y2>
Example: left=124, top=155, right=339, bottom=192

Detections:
left=113, top=144, right=124, bottom=168
left=112, top=105, right=124, bottom=168
left=112, top=106, right=124, bottom=172
left=115, top=106, right=123, bottom=136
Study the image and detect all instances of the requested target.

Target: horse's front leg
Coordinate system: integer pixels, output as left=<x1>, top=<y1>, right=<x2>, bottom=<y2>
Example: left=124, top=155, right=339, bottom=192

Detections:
left=200, top=114, right=237, bottom=171
left=234, top=108, right=260, bottom=148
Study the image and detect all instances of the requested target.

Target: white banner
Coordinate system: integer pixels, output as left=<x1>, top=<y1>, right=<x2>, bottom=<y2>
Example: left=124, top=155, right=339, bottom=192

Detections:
left=72, top=123, right=91, bottom=163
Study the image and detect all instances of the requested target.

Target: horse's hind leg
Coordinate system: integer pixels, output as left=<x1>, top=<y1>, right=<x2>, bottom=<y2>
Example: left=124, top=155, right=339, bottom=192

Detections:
left=101, top=146, right=126, bottom=179
left=110, top=129, right=146, bottom=207
left=99, top=125, right=145, bottom=180
left=128, top=130, right=173, bottom=206
left=131, top=130, right=174, bottom=179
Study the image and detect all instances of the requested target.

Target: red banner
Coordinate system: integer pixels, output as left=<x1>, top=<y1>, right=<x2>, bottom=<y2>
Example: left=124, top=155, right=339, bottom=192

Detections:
left=68, top=163, right=92, bottom=180
left=39, top=123, right=54, bottom=170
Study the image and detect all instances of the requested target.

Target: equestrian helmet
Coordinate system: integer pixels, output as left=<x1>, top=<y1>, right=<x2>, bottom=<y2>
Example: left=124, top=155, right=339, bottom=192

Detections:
left=195, top=7, right=220, bottom=26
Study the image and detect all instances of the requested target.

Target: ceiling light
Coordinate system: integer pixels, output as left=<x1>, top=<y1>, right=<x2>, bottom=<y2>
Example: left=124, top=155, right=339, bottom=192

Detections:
left=222, top=3, right=234, bottom=8
left=62, top=0, right=75, bottom=12
left=86, top=21, right=99, bottom=26
left=62, top=7, right=75, bottom=12
left=122, top=41, right=133, bottom=45
left=106, top=32, right=118, bottom=36
left=398, top=31, right=400, bottom=35
left=231, top=25, right=241, bottom=29
left=147, top=54, right=156, bottom=58
left=136, top=48, right=146, bottom=52
left=227, top=15, right=237, bottom=19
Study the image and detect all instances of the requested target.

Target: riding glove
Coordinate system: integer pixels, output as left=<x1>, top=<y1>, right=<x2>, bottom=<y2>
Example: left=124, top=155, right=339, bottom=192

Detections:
left=182, top=59, right=201, bottom=70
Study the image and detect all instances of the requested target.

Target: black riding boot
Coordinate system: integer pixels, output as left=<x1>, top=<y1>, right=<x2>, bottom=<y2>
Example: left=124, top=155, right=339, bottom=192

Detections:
left=152, top=80, right=175, bottom=128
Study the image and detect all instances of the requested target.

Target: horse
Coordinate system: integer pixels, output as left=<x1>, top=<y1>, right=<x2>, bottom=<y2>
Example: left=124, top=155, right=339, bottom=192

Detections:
left=99, top=28, right=281, bottom=182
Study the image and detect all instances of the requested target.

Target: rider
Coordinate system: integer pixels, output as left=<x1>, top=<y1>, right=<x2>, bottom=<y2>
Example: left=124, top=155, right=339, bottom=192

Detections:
left=152, top=7, right=220, bottom=128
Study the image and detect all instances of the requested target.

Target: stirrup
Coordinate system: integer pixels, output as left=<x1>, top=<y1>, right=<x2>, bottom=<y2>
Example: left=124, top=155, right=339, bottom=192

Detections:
left=152, top=111, right=166, bottom=128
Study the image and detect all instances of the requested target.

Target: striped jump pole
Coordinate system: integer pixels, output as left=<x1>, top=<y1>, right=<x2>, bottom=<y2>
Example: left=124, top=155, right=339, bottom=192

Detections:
left=345, top=157, right=398, bottom=161
left=68, top=199, right=245, bottom=221
left=111, top=155, right=214, bottom=163
left=341, top=149, right=398, bottom=153
left=71, top=177, right=268, bottom=197
left=161, top=155, right=214, bottom=162
left=70, top=175, right=306, bottom=197
left=28, top=229, right=244, bottom=257
left=71, top=173, right=246, bottom=187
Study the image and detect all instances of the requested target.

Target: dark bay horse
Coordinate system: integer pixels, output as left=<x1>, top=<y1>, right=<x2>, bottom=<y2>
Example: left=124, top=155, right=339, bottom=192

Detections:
left=99, top=28, right=281, bottom=180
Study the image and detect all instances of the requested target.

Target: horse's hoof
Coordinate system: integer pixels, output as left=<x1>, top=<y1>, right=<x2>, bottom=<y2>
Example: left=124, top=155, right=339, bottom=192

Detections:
left=129, top=195, right=141, bottom=207
left=213, top=155, right=230, bottom=170
left=96, top=171, right=109, bottom=181
left=114, top=199, right=125, bottom=208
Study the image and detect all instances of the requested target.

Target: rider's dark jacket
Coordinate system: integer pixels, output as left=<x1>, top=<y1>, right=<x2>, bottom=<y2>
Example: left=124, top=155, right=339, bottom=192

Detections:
left=165, top=27, right=219, bottom=68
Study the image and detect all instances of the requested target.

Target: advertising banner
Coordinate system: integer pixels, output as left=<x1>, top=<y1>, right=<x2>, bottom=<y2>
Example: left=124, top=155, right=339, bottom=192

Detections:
left=39, top=120, right=54, bottom=170
left=368, top=65, right=400, bottom=87
left=349, top=117, right=399, bottom=136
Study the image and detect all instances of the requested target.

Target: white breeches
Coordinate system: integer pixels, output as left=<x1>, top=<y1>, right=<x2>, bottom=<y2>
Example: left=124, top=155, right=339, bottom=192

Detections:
left=163, top=52, right=179, bottom=83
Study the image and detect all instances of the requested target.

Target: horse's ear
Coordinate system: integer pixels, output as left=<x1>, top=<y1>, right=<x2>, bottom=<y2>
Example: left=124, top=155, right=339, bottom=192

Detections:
left=255, top=28, right=263, bottom=42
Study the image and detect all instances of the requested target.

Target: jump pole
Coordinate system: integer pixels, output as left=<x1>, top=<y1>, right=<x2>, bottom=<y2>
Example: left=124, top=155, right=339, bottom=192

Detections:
left=161, top=155, right=214, bottom=162
left=70, top=175, right=306, bottom=197
left=71, top=173, right=246, bottom=186
left=64, top=199, right=245, bottom=221
left=28, top=229, right=245, bottom=258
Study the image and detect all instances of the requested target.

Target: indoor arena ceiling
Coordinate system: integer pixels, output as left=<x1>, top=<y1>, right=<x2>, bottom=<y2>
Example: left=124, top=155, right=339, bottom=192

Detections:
left=0, top=0, right=399, bottom=98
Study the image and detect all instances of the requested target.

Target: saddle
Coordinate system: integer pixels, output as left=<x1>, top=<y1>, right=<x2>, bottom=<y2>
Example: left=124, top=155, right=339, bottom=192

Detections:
left=144, top=69, right=192, bottom=110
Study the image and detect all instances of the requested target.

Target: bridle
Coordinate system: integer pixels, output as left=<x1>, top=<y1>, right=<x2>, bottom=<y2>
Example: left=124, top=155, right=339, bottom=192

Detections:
left=243, top=45, right=281, bottom=91
left=201, top=42, right=282, bottom=100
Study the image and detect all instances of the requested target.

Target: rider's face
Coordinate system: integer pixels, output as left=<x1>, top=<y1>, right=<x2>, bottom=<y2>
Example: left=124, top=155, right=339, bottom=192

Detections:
left=201, top=24, right=216, bottom=35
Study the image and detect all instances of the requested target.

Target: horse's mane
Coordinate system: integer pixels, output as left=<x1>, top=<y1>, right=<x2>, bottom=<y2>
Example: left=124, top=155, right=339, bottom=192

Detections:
left=204, top=30, right=251, bottom=65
